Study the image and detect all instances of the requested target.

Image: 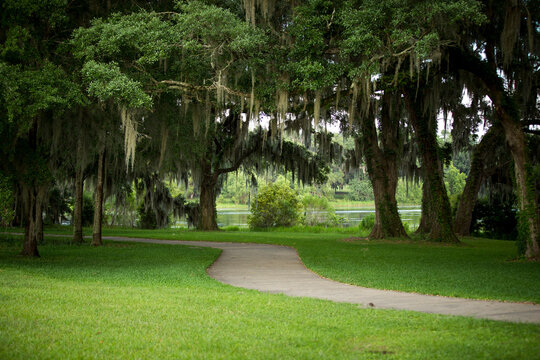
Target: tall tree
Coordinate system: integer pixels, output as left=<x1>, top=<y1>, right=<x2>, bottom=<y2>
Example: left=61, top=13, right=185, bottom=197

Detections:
left=454, top=125, right=506, bottom=235
left=71, top=2, right=330, bottom=230
left=359, top=91, right=408, bottom=238
left=446, top=0, right=540, bottom=258
left=0, top=0, right=89, bottom=256
left=336, top=0, right=484, bottom=241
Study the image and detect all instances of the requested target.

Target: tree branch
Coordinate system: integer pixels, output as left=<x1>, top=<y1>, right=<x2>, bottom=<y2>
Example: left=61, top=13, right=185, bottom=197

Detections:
left=216, top=146, right=258, bottom=176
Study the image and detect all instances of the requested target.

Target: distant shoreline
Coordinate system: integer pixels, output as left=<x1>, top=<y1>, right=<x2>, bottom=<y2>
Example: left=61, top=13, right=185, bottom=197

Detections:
left=216, top=201, right=421, bottom=211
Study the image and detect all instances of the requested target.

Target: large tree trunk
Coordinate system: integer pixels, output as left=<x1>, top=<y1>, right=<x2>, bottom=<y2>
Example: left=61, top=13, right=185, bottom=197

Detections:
left=500, top=116, right=539, bottom=259
left=91, top=149, right=105, bottom=246
left=416, top=179, right=433, bottom=235
left=404, top=94, right=460, bottom=243
left=198, top=165, right=218, bottom=231
left=37, top=203, right=43, bottom=244
left=361, top=92, right=407, bottom=238
left=454, top=126, right=502, bottom=236
left=21, top=119, right=46, bottom=256
left=21, top=187, right=46, bottom=257
left=450, top=48, right=539, bottom=259
left=73, top=166, right=84, bottom=244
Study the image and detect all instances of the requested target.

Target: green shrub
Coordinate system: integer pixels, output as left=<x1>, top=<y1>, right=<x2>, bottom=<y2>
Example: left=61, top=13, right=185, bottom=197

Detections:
left=301, top=194, right=342, bottom=226
left=222, top=225, right=241, bottom=231
left=248, top=182, right=302, bottom=229
left=359, top=214, right=375, bottom=231
left=0, top=175, right=14, bottom=227
left=347, top=179, right=373, bottom=201
left=82, top=192, right=95, bottom=227
left=137, top=203, right=157, bottom=229
left=471, top=198, right=517, bottom=240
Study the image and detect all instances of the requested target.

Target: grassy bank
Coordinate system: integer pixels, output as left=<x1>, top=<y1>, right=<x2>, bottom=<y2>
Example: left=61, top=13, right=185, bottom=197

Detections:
left=1, top=236, right=539, bottom=359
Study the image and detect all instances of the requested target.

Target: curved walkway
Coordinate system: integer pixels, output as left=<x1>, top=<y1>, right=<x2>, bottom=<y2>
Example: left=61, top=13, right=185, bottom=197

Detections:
left=102, top=236, right=540, bottom=324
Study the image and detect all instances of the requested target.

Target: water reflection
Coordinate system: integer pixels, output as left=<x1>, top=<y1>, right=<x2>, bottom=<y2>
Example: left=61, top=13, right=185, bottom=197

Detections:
left=176, top=206, right=422, bottom=228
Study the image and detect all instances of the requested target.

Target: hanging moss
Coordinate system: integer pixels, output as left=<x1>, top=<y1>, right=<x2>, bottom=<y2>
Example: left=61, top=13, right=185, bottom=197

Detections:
left=158, top=124, right=168, bottom=170
left=313, top=90, right=321, bottom=129
left=501, top=0, right=521, bottom=68
left=119, top=106, right=139, bottom=170
left=348, top=81, right=358, bottom=129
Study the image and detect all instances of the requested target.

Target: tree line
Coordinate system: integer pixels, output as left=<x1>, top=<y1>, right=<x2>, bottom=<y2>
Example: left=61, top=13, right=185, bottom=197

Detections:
left=0, top=0, right=538, bottom=259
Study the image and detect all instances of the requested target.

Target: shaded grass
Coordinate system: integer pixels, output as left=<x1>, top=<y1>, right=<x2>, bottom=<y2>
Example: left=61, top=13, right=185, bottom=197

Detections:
left=1, top=238, right=539, bottom=359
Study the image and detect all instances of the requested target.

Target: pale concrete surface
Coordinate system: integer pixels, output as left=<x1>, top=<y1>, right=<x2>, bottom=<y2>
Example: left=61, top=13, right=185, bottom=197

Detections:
left=100, top=236, right=540, bottom=324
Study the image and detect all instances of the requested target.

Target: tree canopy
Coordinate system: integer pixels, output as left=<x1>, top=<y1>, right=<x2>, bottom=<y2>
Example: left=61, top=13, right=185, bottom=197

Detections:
left=1, top=0, right=538, bottom=259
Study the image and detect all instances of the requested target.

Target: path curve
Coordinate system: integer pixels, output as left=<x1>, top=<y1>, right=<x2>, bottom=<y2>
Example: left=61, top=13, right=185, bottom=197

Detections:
left=101, top=236, right=540, bottom=324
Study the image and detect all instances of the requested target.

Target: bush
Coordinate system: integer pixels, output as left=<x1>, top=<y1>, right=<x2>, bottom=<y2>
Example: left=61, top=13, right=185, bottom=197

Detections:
left=471, top=198, right=517, bottom=240
left=82, top=193, right=95, bottom=227
left=0, top=175, right=14, bottom=227
left=347, top=179, right=373, bottom=201
left=248, top=182, right=302, bottom=229
left=359, top=214, right=375, bottom=231
left=222, top=225, right=241, bottom=231
left=301, top=194, right=342, bottom=226
left=137, top=203, right=157, bottom=229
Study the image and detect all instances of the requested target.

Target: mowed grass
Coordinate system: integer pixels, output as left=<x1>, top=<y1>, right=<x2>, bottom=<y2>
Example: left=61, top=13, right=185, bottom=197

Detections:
left=1, top=236, right=539, bottom=359
left=40, top=225, right=540, bottom=304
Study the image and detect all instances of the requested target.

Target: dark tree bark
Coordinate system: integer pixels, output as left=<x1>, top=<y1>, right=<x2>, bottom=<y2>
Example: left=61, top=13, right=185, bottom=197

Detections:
left=37, top=203, right=43, bottom=244
left=198, top=166, right=219, bottom=231
left=91, top=149, right=105, bottom=246
left=404, top=93, right=460, bottom=243
left=21, top=187, right=46, bottom=257
left=361, top=92, right=407, bottom=238
left=21, top=119, right=48, bottom=256
left=500, top=114, right=540, bottom=258
left=416, top=179, right=433, bottom=235
left=454, top=126, right=502, bottom=236
left=73, top=166, right=84, bottom=244
left=449, top=48, right=539, bottom=259
left=197, top=139, right=258, bottom=231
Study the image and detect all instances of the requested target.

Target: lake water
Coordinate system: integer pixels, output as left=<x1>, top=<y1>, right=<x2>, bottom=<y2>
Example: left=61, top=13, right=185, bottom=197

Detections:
left=178, top=206, right=422, bottom=229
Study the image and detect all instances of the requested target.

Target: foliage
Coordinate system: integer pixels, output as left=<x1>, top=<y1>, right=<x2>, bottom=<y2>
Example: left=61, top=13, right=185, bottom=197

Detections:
left=44, top=187, right=71, bottom=225
left=81, top=192, right=95, bottom=227
left=81, top=61, right=151, bottom=108
left=137, top=203, right=159, bottom=229
left=0, top=174, right=14, bottom=226
left=300, top=194, right=341, bottom=226
left=471, top=198, right=517, bottom=240
left=359, top=214, right=375, bottom=232
left=219, top=172, right=253, bottom=205
left=248, top=182, right=302, bottom=229
left=2, top=0, right=538, bottom=255
left=395, top=180, right=423, bottom=204
left=347, top=178, right=373, bottom=202
left=452, top=150, right=471, bottom=175
left=444, top=162, right=467, bottom=197
left=0, top=61, right=83, bottom=135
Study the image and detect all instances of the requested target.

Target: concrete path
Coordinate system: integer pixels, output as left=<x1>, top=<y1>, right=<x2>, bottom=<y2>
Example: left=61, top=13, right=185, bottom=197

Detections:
left=100, top=236, right=540, bottom=324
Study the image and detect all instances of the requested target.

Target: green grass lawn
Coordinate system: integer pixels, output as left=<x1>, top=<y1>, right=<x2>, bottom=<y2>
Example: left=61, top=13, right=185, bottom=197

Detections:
left=1, top=236, right=539, bottom=359
left=35, top=225, right=540, bottom=304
